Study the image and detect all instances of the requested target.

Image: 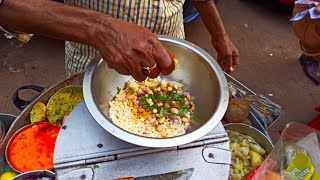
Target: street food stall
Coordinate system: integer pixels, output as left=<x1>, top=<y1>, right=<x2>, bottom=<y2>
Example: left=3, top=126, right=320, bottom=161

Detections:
left=0, top=37, right=280, bottom=180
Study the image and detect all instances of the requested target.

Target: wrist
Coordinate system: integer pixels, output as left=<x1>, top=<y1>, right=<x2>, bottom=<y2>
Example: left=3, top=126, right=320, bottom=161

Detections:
left=211, top=32, right=228, bottom=43
left=86, top=13, right=117, bottom=49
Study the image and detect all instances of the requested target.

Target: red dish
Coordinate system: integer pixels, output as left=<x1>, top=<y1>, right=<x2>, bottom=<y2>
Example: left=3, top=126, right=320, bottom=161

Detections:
left=6, top=122, right=60, bottom=173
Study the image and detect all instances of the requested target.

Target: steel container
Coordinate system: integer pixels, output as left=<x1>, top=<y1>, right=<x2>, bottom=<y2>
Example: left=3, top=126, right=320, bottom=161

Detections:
left=12, top=170, right=55, bottom=180
left=5, top=123, right=57, bottom=173
left=83, top=35, right=230, bottom=147
left=224, top=123, right=274, bottom=153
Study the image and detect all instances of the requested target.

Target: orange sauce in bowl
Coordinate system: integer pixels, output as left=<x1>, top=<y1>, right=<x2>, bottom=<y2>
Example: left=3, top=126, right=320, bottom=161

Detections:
left=7, top=122, right=60, bottom=172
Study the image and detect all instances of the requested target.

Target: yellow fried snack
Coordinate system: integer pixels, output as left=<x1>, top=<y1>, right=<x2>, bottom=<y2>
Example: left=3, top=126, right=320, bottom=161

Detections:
left=30, top=102, right=47, bottom=123
left=46, top=86, right=83, bottom=126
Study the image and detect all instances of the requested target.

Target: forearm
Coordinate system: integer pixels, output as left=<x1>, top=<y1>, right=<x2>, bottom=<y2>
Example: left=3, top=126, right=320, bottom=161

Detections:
left=192, top=0, right=227, bottom=39
left=0, top=0, right=116, bottom=47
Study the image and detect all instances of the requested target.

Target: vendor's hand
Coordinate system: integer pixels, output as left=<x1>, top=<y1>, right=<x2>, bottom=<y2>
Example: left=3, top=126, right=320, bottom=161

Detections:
left=93, top=19, right=175, bottom=81
left=212, top=35, right=240, bottom=73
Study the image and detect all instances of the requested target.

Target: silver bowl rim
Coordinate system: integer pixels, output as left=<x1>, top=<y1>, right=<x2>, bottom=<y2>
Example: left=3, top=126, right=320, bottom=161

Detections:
left=12, top=170, right=55, bottom=180
left=83, top=35, right=229, bottom=147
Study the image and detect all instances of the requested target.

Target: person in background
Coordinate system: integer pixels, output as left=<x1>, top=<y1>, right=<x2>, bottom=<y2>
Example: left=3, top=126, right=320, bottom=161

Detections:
left=292, top=1, right=320, bottom=84
left=0, top=0, right=240, bottom=81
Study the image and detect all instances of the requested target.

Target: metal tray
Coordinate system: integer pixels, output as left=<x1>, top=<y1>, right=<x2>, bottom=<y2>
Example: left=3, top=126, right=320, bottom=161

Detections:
left=0, top=73, right=84, bottom=174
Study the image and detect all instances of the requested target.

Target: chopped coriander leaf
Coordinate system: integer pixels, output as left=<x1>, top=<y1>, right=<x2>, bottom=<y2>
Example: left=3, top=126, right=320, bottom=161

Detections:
left=159, top=95, right=166, bottom=102
left=93, top=164, right=100, bottom=169
left=180, top=98, right=186, bottom=104
left=130, top=89, right=135, bottom=95
left=140, top=96, right=147, bottom=105
left=150, top=104, right=159, bottom=110
left=173, top=93, right=183, bottom=101
left=179, top=109, right=188, bottom=116
left=173, top=93, right=186, bottom=104
left=149, top=94, right=156, bottom=100
left=117, top=87, right=122, bottom=94
left=159, top=107, right=164, bottom=117
left=180, top=104, right=189, bottom=109
left=167, top=91, right=174, bottom=97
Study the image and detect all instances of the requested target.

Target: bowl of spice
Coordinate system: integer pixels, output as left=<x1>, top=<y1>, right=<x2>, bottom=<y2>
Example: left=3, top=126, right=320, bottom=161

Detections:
left=5, top=122, right=60, bottom=173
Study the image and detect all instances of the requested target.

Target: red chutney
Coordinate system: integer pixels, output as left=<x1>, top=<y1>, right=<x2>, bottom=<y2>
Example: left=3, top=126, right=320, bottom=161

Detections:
left=7, top=122, right=60, bottom=172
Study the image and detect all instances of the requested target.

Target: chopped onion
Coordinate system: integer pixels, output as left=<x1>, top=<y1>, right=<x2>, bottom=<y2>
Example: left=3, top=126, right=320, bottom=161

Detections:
left=133, top=96, right=139, bottom=106
left=185, top=123, right=190, bottom=130
left=137, top=89, right=146, bottom=97
left=182, top=92, right=190, bottom=97
left=189, top=102, right=194, bottom=109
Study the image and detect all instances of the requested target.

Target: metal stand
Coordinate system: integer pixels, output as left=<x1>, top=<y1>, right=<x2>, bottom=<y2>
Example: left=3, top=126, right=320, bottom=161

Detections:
left=54, top=101, right=231, bottom=180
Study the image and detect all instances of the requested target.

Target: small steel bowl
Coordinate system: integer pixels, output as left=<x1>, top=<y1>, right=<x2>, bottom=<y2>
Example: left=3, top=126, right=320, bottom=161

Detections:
left=12, top=170, right=55, bottom=180
left=84, top=35, right=229, bottom=147
left=224, top=123, right=274, bottom=153
left=6, top=123, right=56, bottom=173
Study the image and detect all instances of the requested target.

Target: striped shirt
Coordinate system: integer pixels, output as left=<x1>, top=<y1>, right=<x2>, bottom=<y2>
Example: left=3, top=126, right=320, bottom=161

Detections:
left=1, top=0, right=186, bottom=76
left=64, top=0, right=185, bottom=76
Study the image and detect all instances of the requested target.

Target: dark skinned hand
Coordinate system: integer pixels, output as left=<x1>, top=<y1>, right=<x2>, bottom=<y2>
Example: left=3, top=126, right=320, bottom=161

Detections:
left=212, top=35, right=240, bottom=73
left=94, top=19, right=175, bottom=81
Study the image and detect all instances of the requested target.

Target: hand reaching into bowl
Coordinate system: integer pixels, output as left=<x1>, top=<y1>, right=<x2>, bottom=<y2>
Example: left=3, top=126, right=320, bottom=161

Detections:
left=93, top=19, right=176, bottom=82
left=0, top=2, right=175, bottom=82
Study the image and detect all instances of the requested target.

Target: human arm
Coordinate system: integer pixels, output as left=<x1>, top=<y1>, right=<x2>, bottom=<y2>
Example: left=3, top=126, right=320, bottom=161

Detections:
left=0, top=0, right=175, bottom=81
left=191, top=0, right=240, bottom=73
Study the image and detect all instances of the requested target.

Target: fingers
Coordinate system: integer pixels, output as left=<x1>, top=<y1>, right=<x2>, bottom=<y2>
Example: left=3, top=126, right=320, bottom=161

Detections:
left=139, top=55, right=160, bottom=79
left=215, top=38, right=240, bottom=74
left=106, top=58, right=131, bottom=75
left=152, top=42, right=175, bottom=75
left=121, top=55, right=148, bottom=81
left=115, top=66, right=131, bottom=75
left=218, top=54, right=240, bottom=73
left=218, top=54, right=233, bottom=73
left=130, top=66, right=148, bottom=82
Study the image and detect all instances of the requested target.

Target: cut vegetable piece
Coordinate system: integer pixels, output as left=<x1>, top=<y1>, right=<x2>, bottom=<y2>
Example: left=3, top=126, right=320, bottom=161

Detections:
left=127, top=79, right=139, bottom=91
left=239, top=146, right=250, bottom=156
left=251, top=144, right=266, bottom=156
left=250, top=150, right=264, bottom=168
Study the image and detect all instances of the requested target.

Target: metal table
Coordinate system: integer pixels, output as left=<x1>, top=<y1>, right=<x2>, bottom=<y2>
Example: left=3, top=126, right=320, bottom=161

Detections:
left=54, top=101, right=231, bottom=180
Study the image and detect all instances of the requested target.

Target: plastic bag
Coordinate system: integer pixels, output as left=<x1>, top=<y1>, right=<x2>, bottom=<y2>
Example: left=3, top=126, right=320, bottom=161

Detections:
left=249, top=122, right=320, bottom=180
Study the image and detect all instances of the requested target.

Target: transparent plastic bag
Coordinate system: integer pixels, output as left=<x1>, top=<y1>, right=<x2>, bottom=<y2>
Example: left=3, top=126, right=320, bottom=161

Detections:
left=250, top=122, right=320, bottom=180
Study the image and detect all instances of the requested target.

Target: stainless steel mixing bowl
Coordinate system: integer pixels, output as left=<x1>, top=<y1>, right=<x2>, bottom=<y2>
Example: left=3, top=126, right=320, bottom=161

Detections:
left=83, top=35, right=229, bottom=147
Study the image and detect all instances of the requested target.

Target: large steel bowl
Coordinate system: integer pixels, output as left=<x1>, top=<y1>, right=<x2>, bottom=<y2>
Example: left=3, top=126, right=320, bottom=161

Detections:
left=83, top=35, right=229, bottom=147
